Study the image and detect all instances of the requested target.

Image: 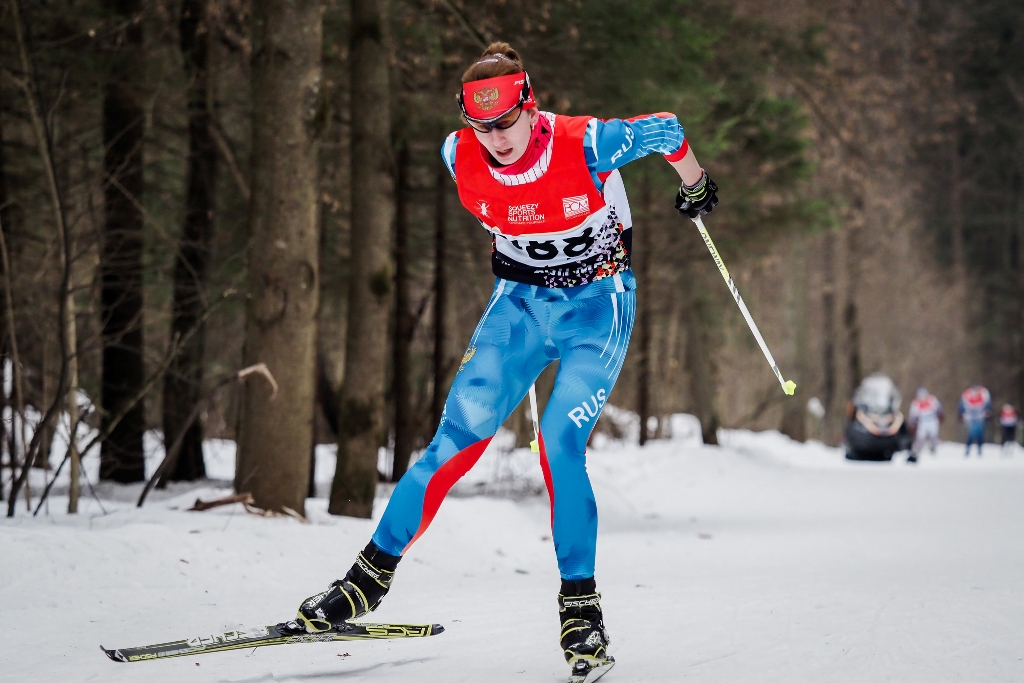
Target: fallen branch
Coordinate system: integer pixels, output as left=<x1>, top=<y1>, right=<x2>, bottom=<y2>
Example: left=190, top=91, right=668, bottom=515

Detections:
left=189, top=491, right=253, bottom=511
left=239, top=502, right=309, bottom=523
left=136, top=363, right=277, bottom=507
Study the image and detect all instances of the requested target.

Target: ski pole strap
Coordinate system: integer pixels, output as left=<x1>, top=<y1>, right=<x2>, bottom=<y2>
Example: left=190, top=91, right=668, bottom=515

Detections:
left=692, top=216, right=796, bottom=396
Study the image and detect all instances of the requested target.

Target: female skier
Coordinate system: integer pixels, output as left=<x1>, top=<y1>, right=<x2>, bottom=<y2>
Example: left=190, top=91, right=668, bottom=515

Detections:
left=293, top=43, right=718, bottom=680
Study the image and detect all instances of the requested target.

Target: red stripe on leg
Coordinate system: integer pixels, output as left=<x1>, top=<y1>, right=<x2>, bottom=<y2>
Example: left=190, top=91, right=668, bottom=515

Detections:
left=537, top=431, right=555, bottom=528
left=402, top=437, right=492, bottom=553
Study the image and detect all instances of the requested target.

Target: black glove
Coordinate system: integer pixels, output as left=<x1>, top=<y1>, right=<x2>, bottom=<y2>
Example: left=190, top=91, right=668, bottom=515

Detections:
left=674, top=172, right=719, bottom=218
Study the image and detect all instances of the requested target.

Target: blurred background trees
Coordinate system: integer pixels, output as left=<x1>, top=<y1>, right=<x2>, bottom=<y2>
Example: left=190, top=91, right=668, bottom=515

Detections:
left=0, top=0, right=1021, bottom=514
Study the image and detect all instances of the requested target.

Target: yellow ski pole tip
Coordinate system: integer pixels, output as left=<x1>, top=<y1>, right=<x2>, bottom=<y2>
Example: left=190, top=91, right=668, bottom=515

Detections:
left=530, top=440, right=539, bottom=453
left=783, top=380, right=797, bottom=396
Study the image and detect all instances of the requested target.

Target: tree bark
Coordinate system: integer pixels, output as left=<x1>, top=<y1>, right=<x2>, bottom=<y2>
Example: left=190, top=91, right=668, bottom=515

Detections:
left=636, top=181, right=653, bottom=446
left=950, top=134, right=966, bottom=282
left=235, top=0, right=322, bottom=515
left=33, top=339, right=54, bottom=468
left=636, top=283, right=651, bottom=444
left=820, top=231, right=838, bottom=442
left=779, top=234, right=808, bottom=442
left=685, top=295, right=719, bottom=445
left=99, top=0, right=146, bottom=483
left=391, top=142, right=413, bottom=481
left=329, top=0, right=393, bottom=518
left=163, top=0, right=217, bottom=482
left=0, top=111, right=8, bottom=502
left=431, top=154, right=449, bottom=428
left=843, top=221, right=863, bottom=395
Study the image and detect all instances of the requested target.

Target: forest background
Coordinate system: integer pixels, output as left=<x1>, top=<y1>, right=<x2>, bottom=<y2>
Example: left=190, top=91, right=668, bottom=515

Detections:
left=0, top=0, right=1021, bottom=516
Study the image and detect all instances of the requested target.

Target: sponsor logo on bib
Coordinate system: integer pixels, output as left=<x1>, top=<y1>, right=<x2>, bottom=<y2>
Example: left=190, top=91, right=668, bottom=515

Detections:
left=508, top=203, right=545, bottom=223
left=562, top=194, right=590, bottom=219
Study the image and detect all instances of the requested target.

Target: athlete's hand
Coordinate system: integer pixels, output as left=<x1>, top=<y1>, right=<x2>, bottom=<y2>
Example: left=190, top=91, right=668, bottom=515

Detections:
left=675, top=172, right=719, bottom=219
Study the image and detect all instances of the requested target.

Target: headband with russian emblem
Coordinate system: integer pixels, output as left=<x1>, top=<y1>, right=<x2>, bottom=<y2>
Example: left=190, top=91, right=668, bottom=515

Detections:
left=458, top=71, right=536, bottom=123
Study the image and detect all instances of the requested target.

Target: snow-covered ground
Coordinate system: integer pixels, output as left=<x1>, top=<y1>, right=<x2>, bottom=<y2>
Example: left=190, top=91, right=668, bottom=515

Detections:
left=3, top=422, right=1024, bottom=682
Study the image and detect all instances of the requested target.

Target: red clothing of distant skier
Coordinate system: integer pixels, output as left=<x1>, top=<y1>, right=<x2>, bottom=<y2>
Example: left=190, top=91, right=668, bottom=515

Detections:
left=454, top=114, right=606, bottom=237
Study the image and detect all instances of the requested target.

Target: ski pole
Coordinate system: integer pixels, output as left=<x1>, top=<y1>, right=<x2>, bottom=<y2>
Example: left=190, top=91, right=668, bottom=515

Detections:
left=529, top=383, right=541, bottom=452
left=691, top=215, right=796, bottom=396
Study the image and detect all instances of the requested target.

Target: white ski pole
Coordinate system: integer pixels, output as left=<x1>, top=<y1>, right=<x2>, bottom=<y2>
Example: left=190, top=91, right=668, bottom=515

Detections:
left=692, top=215, right=796, bottom=396
left=529, top=383, right=541, bottom=452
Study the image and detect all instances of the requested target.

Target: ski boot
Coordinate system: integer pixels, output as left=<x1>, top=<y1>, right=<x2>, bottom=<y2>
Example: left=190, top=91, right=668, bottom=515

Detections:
left=294, top=542, right=400, bottom=633
left=558, top=578, right=614, bottom=682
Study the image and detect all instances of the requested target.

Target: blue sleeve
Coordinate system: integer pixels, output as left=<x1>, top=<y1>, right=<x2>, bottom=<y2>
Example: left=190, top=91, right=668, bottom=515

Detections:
left=582, top=114, right=686, bottom=175
left=441, top=131, right=458, bottom=181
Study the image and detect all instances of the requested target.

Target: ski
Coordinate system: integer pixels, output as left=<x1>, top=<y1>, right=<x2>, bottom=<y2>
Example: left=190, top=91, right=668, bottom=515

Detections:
left=101, top=620, right=444, bottom=663
left=568, top=656, right=615, bottom=683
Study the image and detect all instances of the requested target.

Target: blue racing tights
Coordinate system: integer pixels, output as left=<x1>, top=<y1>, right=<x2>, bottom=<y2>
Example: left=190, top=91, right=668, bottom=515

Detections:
left=965, top=421, right=985, bottom=455
left=372, top=273, right=636, bottom=580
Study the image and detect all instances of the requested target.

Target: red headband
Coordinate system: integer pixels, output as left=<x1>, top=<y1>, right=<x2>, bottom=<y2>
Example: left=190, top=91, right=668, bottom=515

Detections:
left=459, top=72, right=536, bottom=122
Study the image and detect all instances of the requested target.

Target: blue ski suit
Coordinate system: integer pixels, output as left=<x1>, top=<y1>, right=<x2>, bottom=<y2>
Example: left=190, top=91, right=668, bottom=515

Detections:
left=371, top=111, right=686, bottom=580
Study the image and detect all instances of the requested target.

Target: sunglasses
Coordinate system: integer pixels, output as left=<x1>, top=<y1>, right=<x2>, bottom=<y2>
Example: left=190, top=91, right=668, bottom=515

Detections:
left=464, top=105, right=524, bottom=133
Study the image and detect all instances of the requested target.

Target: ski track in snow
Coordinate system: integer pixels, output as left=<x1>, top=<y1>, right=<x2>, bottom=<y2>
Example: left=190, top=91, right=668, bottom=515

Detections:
left=3, top=426, right=1024, bottom=682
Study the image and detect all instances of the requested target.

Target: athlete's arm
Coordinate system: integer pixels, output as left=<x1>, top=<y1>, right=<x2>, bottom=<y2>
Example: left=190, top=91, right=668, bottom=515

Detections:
left=582, top=113, right=702, bottom=185
left=584, top=113, right=716, bottom=217
left=441, top=131, right=459, bottom=181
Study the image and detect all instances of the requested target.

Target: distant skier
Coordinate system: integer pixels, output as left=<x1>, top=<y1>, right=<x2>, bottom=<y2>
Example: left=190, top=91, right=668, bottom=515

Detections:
left=999, top=403, right=1018, bottom=455
left=907, top=387, right=943, bottom=463
left=291, top=42, right=718, bottom=681
left=958, top=383, right=991, bottom=457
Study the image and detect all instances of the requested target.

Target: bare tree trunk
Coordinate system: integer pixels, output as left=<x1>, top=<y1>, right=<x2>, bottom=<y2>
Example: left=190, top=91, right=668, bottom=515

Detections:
left=33, top=339, right=54, bottom=468
left=635, top=205, right=652, bottom=446
left=65, top=300, right=80, bottom=513
left=392, top=143, right=413, bottom=481
left=0, top=217, right=25, bottom=508
left=821, top=231, right=838, bottom=442
left=431, top=154, right=449, bottom=428
left=634, top=232, right=651, bottom=446
left=950, top=135, right=966, bottom=282
left=100, top=0, right=146, bottom=482
left=844, top=221, right=863, bottom=395
left=685, top=295, right=719, bottom=445
left=235, top=0, right=322, bottom=515
left=329, top=0, right=393, bottom=518
left=5, top=0, right=76, bottom=514
left=0, top=112, right=8, bottom=502
left=163, top=0, right=217, bottom=482
left=780, top=234, right=808, bottom=441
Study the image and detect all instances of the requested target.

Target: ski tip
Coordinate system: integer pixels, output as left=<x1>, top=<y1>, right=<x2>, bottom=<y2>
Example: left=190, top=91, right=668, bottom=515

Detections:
left=432, top=624, right=445, bottom=635
left=783, top=380, right=797, bottom=396
left=100, top=645, right=127, bottom=663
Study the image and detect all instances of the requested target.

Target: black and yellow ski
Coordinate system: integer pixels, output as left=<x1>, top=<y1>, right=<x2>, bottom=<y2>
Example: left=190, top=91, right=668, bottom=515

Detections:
left=101, top=620, right=444, bottom=663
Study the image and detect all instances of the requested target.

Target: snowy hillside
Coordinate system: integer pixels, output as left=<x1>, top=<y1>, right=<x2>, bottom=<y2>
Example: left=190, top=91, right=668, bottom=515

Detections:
left=3, top=423, right=1024, bottom=682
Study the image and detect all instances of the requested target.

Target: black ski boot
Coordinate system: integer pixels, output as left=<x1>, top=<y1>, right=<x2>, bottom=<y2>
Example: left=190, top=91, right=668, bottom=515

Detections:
left=558, top=578, right=614, bottom=681
left=295, top=542, right=400, bottom=633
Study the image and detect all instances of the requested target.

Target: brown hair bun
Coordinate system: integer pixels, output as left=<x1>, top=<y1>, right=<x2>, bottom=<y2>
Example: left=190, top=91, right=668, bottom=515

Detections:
left=461, top=42, right=525, bottom=83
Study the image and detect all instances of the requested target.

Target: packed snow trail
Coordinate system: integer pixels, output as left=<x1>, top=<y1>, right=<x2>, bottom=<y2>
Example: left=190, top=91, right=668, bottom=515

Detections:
left=3, top=429, right=1024, bottom=682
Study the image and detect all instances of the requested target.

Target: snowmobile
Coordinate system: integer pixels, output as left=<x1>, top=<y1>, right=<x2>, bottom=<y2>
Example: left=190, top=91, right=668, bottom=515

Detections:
left=844, top=373, right=913, bottom=461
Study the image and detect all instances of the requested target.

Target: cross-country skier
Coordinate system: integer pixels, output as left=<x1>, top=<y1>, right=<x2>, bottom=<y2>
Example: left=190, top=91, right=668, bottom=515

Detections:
left=999, top=403, right=1018, bottom=455
left=292, top=42, right=718, bottom=681
left=907, top=387, right=943, bottom=463
left=958, top=383, right=991, bottom=457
